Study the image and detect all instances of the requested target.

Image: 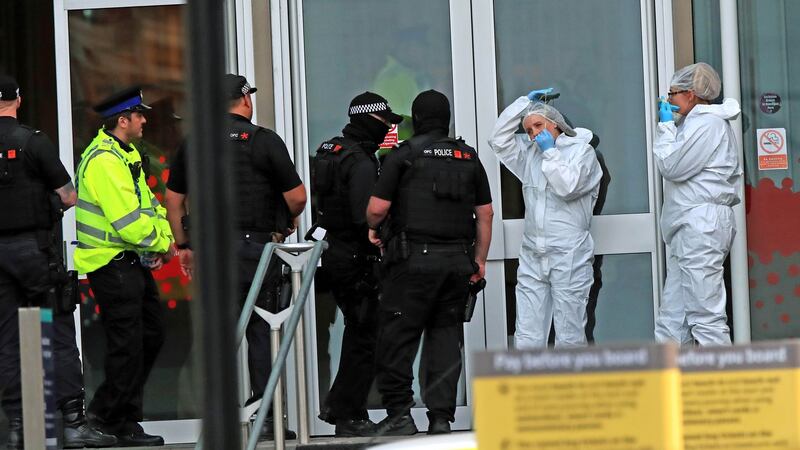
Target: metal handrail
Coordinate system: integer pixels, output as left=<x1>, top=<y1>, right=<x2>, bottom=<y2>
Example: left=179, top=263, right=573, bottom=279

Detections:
left=196, top=240, right=327, bottom=450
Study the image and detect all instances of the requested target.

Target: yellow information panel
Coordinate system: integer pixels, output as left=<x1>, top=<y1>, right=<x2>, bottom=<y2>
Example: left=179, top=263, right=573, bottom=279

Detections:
left=473, top=345, right=682, bottom=450
left=680, top=340, right=800, bottom=450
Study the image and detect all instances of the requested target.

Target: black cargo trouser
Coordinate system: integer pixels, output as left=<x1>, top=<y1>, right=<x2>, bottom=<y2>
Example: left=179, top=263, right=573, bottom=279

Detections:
left=375, top=245, right=472, bottom=423
left=86, top=251, right=165, bottom=432
left=0, top=233, right=84, bottom=420
left=319, top=238, right=379, bottom=422
left=238, top=237, right=284, bottom=411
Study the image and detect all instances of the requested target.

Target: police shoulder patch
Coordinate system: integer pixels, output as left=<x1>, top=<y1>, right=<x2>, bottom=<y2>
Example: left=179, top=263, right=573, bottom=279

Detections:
left=319, top=141, right=343, bottom=153
left=229, top=131, right=251, bottom=141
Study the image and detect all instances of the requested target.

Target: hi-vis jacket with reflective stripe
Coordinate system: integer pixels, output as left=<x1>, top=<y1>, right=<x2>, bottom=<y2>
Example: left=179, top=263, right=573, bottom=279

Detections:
left=74, top=129, right=173, bottom=274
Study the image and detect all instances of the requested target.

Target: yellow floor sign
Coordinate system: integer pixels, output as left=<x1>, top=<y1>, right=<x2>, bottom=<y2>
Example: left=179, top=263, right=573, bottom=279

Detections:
left=473, top=345, right=683, bottom=450
left=679, top=341, right=800, bottom=450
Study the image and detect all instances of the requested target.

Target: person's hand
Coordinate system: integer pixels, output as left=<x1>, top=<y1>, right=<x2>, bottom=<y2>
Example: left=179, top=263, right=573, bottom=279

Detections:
left=149, top=255, right=165, bottom=271
left=658, top=97, right=680, bottom=123
left=178, top=248, right=194, bottom=280
left=534, top=129, right=555, bottom=151
left=368, top=229, right=383, bottom=248
left=470, top=260, right=486, bottom=283
left=160, top=245, right=178, bottom=264
left=527, top=88, right=553, bottom=102
left=285, top=216, right=299, bottom=237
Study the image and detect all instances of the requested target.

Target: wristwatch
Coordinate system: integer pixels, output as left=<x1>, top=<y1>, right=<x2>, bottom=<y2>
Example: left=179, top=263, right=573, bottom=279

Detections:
left=176, top=242, right=192, bottom=250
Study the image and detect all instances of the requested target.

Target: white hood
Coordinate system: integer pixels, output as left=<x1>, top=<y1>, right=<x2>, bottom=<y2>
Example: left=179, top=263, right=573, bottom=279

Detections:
left=691, top=98, right=741, bottom=121
left=557, top=126, right=593, bottom=147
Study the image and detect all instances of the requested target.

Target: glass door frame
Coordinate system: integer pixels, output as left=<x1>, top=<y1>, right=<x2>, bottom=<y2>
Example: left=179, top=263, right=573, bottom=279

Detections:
left=52, top=0, right=246, bottom=443
left=286, top=0, right=486, bottom=435
left=471, top=0, right=672, bottom=352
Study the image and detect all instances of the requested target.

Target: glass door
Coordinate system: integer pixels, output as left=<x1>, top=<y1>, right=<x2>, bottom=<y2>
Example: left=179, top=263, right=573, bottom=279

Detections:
left=295, top=0, right=482, bottom=434
left=473, top=0, right=664, bottom=350
left=54, top=1, right=197, bottom=443
left=53, top=0, right=265, bottom=443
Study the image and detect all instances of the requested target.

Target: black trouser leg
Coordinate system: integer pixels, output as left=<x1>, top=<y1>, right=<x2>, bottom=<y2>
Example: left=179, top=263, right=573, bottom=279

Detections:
left=375, top=311, right=424, bottom=417
left=238, top=240, right=282, bottom=409
left=52, top=311, right=85, bottom=408
left=325, top=316, right=377, bottom=420
left=126, top=275, right=164, bottom=423
left=0, top=236, right=52, bottom=420
left=246, top=314, right=273, bottom=401
left=87, top=255, right=164, bottom=430
left=323, top=247, right=379, bottom=421
left=420, top=324, right=462, bottom=422
left=0, top=276, right=22, bottom=420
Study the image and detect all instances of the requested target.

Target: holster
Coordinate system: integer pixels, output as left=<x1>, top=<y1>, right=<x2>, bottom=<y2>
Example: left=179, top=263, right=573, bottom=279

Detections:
left=382, top=232, right=409, bottom=268
left=464, top=278, right=486, bottom=322
left=181, top=214, right=190, bottom=232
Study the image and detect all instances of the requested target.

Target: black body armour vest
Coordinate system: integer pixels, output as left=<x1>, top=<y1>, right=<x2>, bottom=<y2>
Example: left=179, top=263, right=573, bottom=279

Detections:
left=312, top=137, right=374, bottom=234
left=229, top=120, right=286, bottom=233
left=0, top=125, right=53, bottom=233
left=392, top=135, right=478, bottom=242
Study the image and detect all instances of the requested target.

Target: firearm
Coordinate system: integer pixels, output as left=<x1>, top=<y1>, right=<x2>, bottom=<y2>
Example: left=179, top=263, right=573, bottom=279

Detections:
left=464, top=278, right=486, bottom=322
left=46, top=240, right=79, bottom=315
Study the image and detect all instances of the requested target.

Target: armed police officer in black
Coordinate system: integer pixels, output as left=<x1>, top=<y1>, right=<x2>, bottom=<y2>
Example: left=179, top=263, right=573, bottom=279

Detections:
left=224, top=74, right=306, bottom=439
left=366, top=90, right=493, bottom=436
left=312, top=92, right=403, bottom=437
left=0, top=75, right=117, bottom=449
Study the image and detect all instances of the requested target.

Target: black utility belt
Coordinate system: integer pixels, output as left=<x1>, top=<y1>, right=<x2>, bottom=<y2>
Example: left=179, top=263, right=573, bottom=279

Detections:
left=407, top=242, right=471, bottom=254
left=240, top=231, right=274, bottom=244
left=112, top=251, right=139, bottom=262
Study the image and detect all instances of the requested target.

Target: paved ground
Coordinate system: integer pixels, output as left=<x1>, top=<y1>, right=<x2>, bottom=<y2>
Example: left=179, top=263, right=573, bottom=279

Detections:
left=104, top=434, right=412, bottom=449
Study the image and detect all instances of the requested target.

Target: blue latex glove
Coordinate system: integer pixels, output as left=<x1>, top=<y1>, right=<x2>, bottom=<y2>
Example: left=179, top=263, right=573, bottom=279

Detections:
left=527, top=88, right=554, bottom=102
left=534, top=130, right=555, bottom=151
left=657, top=97, right=680, bottom=122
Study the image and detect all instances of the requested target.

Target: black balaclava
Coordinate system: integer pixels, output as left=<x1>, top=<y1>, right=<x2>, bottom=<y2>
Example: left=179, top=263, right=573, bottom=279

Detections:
left=412, top=90, right=450, bottom=136
left=344, top=114, right=390, bottom=148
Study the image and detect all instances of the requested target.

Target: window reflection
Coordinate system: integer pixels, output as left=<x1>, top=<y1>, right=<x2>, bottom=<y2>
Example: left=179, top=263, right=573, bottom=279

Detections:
left=494, top=0, right=648, bottom=217
left=68, top=5, right=196, bottom=420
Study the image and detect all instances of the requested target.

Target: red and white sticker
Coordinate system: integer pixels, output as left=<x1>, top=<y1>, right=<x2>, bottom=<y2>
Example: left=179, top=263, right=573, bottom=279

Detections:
left=379, top=124, right=399, bottom=149
left=757, top=128, right=788, bottom=170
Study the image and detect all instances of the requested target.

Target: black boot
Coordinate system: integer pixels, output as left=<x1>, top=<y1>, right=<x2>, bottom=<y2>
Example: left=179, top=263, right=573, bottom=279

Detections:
left=374, top=413, right=418, bottom=436
left=113, top=422, right=164, bottom=447
left=258, top=415, right=297, bottom=441
left=62, top=398, right=118, bottom=448
left=426, top=412, right=451, bottom=435
left=335, top=418, right=378, bottom=437
left=7, top=417, right=22, bottom=450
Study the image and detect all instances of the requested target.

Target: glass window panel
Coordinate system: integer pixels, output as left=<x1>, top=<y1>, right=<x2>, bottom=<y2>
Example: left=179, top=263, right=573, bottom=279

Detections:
left=494, top=0, right=648, bottom=218
left=302, top=0, right=465, bottom=409
left=302, top=0, right=454, bottom=154
left=504, top=253, right=654, bottom=345
left=68, top=6, right=197, bottom=420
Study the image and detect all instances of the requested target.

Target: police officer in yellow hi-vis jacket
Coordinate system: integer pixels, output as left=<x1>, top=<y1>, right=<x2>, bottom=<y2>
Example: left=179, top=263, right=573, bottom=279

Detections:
left=74, top=87, right=174, bottom=447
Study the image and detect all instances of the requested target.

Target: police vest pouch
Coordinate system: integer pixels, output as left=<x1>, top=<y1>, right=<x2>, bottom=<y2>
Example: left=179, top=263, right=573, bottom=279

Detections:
left=312, top=158, right=335, bottom=194
left=0, top=126, right=53, bottom=232
left=394, top=137, right=478, bottom=241
left=230, top=120, right=281, bottom=232
left=312, top=138, right=371, bottom=232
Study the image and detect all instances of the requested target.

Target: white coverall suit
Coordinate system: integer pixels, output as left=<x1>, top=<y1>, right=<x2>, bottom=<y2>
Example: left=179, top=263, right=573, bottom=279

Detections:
left=654, top=98, right=742, bottom=346
left=489, top=97, right=602, bottom=348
